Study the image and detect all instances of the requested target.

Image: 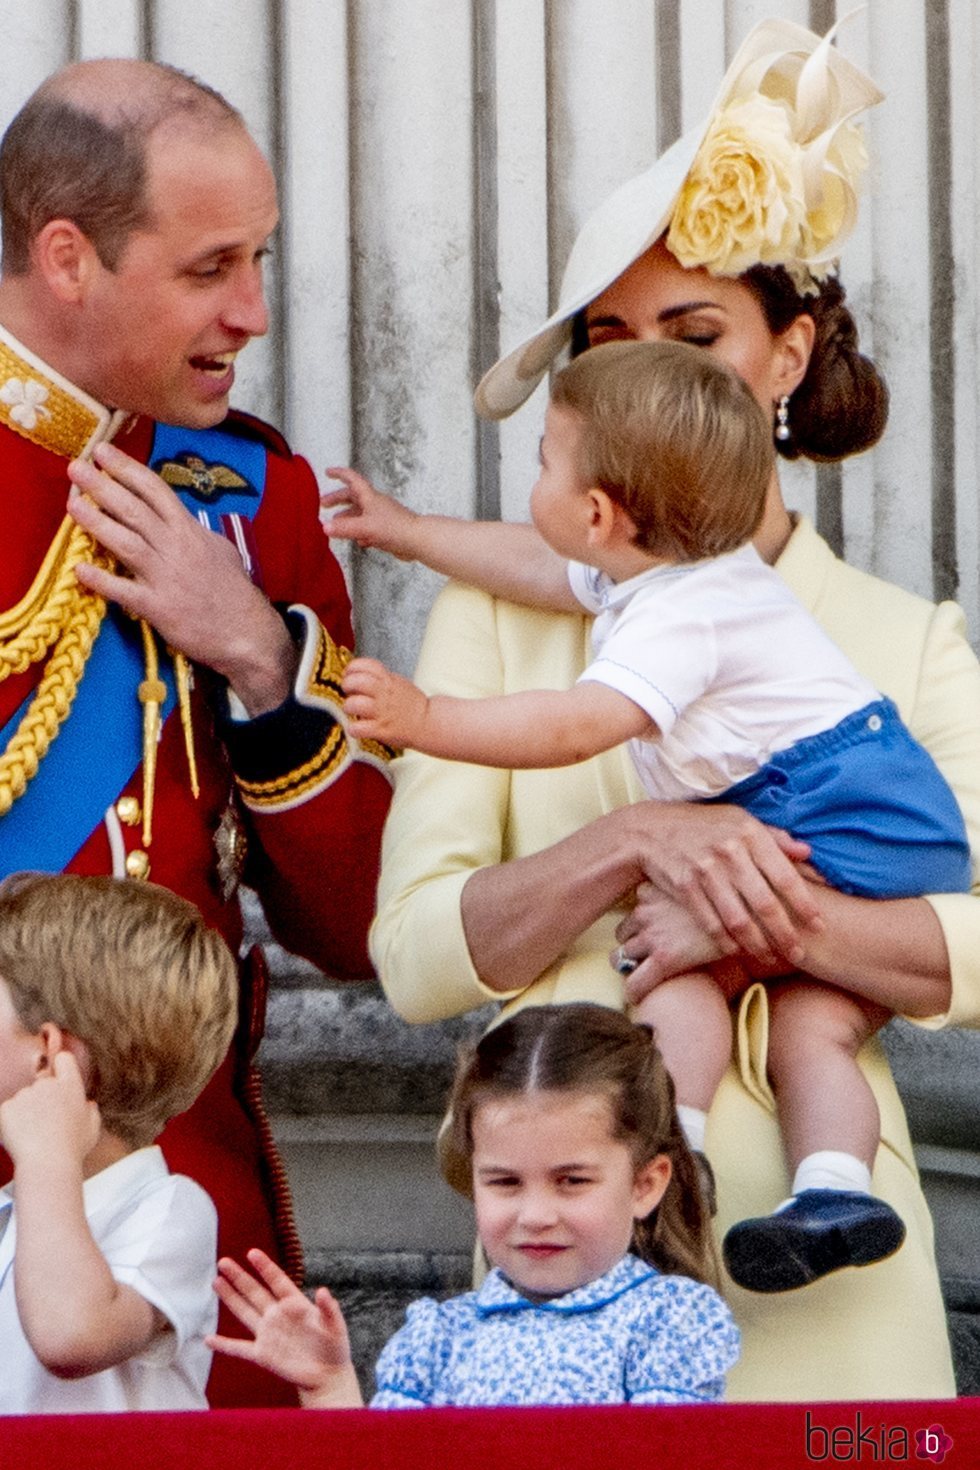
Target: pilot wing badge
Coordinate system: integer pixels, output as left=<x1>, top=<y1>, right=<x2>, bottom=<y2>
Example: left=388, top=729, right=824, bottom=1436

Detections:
left=157, top=452, right=256, bottom=503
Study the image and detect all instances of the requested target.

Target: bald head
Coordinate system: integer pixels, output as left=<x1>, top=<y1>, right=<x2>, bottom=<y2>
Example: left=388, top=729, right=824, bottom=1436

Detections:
left=37, top=57, right=240, bottom=134
left=0, top=59, right=243, bottom=274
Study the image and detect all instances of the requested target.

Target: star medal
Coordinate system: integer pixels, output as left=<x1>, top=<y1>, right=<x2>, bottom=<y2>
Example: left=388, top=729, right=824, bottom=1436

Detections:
left=214, top=801, right=248, bottom=900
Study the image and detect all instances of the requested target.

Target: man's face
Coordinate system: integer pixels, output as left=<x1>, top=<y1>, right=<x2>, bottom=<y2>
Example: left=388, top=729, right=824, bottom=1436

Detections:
left=77, top=120, right=278, bottom=426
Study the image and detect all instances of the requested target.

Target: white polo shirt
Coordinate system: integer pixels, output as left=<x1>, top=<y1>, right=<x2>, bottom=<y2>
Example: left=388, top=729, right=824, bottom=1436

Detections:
left=0, top=1145, right=217, bottom=1413
left=570, top=543, right=879, bottom=802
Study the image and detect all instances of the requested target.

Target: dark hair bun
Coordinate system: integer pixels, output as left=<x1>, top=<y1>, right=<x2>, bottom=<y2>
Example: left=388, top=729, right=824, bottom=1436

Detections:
left=787, top=276, right=889, bottom=461
left=745, top=267, right=889, bottom=463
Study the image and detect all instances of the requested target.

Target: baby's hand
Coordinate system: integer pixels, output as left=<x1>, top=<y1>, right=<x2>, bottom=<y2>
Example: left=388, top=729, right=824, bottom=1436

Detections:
left=209, top=1249, right=360, bottom=1406
left=0, top=1051, right=100, bottom=1171
left=342, top=655, right=428, bottom=747
left=320, top=467, right=421, bottom=559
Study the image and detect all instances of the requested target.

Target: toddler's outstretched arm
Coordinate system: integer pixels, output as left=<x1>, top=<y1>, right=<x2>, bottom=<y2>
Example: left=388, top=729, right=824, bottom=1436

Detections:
left=343, top=658, right=653, bottom=766
left=209, top=1249, right=364, bottom=1408
left=322, top=467, right=578, bottom=611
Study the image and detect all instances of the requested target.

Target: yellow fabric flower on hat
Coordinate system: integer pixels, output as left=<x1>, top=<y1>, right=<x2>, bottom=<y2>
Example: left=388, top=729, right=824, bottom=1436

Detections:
left=797, top=119, right=869, bottom=269
left=665, top=18, right=875, bottom=298
left=667, top=94, right=808, bottom=279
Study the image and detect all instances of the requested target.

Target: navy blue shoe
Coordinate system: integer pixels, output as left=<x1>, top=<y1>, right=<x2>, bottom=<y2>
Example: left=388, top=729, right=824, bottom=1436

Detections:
left=722, top=1189, right=906, bottom=1293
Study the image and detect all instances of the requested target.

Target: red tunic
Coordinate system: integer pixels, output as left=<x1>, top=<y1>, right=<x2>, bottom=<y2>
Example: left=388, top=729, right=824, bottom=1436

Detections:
left=0, top=408, right=391, bottom=1406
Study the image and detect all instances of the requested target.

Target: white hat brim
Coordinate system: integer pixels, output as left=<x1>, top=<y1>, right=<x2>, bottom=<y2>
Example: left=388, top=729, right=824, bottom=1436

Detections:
left=474, top=16, right=881, bottom=421
left=475, top=130, right=699, bottom=420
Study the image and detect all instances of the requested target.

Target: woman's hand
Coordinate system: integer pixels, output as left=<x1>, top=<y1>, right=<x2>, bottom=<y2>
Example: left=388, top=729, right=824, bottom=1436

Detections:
left=621, top=801, right=824, bottom=969
left=459, top=799, right=819, bottom=995
left=614, top=874, right=954, bottom=1021
left=614, top=882, right=728, bottom=1004
left=209, top=1249, right=363, bottom=1408
left=320, top=466, right=422, bottom=559
left=614, top=882, right=765, bottom=1005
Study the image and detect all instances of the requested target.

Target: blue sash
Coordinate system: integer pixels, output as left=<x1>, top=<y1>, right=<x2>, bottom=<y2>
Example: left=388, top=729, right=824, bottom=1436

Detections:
left=0, top=422, right=268, bottom=876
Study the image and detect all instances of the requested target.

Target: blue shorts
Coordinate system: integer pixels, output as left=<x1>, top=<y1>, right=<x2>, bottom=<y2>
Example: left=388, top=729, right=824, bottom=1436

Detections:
left=703, top=699, right=971, bottom=898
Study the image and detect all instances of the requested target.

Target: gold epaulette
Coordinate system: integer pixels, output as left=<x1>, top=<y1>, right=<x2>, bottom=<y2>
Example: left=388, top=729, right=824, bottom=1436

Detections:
left=0, top=329, right=115, bottom=460
left=0, top=325, right=196, bottom=863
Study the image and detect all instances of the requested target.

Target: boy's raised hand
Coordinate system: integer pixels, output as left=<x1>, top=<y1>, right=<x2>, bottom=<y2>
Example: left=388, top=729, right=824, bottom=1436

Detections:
left=0, top=1051, right=100, bottom=1171
left=320, top=467, right=421, bottom=560
left=209, top=1248, right=363, bottom=1408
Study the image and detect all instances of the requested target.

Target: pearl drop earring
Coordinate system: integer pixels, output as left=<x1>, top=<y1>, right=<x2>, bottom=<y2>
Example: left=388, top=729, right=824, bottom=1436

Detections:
left=774, top=395, right=792, bottom=442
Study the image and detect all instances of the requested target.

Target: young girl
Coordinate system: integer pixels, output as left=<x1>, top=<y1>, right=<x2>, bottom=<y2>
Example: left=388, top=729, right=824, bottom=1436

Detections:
left=209, top=1003, right=738, bottom=1407
left=319, top=340, right=969, bottom=1295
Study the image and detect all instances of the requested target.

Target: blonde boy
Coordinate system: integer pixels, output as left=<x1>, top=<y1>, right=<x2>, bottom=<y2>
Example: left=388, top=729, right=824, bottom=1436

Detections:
left=0, top=872, right=237, bottom=1412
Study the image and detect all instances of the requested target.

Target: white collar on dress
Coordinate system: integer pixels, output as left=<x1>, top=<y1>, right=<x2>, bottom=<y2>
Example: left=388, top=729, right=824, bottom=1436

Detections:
left=475, top=1252, right=656, bottom=1317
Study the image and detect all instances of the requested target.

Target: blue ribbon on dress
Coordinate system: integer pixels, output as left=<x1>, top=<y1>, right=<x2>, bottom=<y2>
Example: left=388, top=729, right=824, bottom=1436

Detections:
left=0, top=422, right=267, bottom=877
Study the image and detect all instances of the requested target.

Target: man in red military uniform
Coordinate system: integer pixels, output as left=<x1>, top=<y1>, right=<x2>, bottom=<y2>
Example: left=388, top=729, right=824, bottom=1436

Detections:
left=0, top=61, right=391, bottom=1405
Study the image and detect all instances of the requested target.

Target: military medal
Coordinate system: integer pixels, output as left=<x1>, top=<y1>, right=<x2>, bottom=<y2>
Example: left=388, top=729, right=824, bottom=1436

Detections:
left=214, top=800, right=248, bottom=900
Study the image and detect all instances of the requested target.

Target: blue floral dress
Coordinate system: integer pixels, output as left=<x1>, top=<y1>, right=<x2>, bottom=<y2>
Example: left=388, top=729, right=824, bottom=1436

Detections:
left=371, top=1253, right=739, bottom=1407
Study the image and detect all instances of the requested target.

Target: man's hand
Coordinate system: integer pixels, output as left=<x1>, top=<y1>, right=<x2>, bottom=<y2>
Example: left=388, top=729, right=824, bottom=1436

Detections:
left=67, top=442, right=297, bottom=716
left=621, top=802, right=824, bottom=970
left=209, top=1248, right=363, bottom=1408
left=342, top=655, right=427, bottom=746
left=0, top=1051, right=100, bottom=1173
left=320, top=466, right=422, bottom=559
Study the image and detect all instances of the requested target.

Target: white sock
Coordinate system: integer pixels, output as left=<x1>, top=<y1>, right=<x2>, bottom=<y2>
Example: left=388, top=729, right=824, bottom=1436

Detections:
left=676, top=1105, right=707, bottom=1155
left=790, top=1151, right=873, bottom=1198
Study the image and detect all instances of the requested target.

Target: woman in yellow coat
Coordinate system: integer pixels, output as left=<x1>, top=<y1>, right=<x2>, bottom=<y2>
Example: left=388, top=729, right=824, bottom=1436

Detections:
left=370, top=19, right=977, bottom=1400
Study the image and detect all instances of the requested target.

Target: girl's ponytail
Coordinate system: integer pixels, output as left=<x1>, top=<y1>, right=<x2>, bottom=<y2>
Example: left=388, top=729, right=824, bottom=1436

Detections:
left=629, top=1057, right=720, bottom=1289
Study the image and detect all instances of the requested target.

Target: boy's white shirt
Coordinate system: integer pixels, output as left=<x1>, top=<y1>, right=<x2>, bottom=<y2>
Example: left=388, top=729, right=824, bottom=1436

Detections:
left=568, top=543, right=880, bottom=801
left=0, top=1144, right=217, bottom=1413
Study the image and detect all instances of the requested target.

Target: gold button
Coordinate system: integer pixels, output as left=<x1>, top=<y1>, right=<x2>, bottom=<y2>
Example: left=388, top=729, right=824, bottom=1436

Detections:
left=116, top=796, right=142, bottom=826
left=125, top=849, right=150, bottom=880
